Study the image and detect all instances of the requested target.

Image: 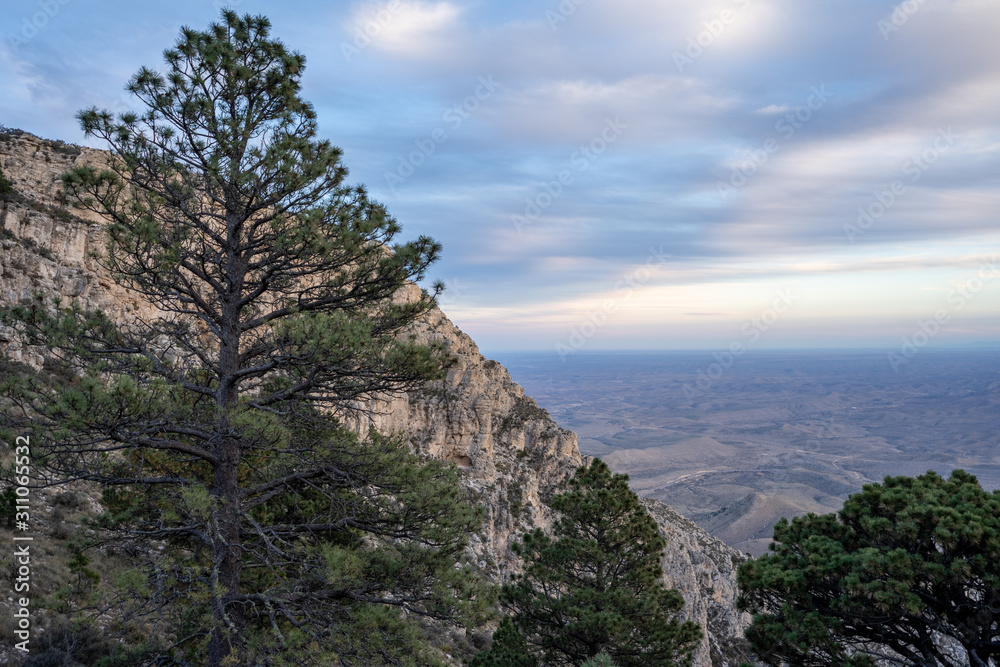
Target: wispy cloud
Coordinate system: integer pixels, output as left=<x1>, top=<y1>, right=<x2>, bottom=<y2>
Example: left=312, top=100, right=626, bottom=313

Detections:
left=349, top=1, right=463, bottom=59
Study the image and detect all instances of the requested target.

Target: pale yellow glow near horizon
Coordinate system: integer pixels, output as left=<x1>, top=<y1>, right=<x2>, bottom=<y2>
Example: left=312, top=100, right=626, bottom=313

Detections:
left=447, top=254, right=1000, bottom=349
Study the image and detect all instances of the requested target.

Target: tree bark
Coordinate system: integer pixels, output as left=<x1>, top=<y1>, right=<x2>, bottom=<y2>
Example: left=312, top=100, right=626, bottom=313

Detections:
left=209, top=230, right=246, bottom=666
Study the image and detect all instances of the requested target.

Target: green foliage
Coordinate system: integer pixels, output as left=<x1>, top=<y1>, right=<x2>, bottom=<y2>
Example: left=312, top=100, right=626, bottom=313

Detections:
left=738, top=469, right=1000, bottom=666
left=66, top=543, right=100, bottom=590
left=494, top=459, right=702, bottom=666
left=581, top=655, right=618, bottom=667
left=470, top=617, right=538, bottom=667
left=22, top=618, right=116, bottom=667
left=23, top=619, right=184, bottom=667
left=0, top=163, right=13, bottom=199
left=0, top=10, right=485, bottom=667
left=0, top=486, right=16, bottom=528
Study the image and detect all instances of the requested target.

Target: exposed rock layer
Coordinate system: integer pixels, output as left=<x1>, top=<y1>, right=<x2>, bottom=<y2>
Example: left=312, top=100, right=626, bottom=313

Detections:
left=0, top=130, right=752, bottom=665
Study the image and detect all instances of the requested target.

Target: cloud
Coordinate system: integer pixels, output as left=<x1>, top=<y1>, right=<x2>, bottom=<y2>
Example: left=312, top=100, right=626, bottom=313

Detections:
left=3, top=0, right=999, bottom=350
left=485, top=74, right=738, bottom=147
left=755, top=104, right=790, bottom=115
left=348, top=1, right=463, bottom=59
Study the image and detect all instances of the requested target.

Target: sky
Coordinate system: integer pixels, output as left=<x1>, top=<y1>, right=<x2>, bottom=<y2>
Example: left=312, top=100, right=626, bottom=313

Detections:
left=2, top=0, right=999, bottom=355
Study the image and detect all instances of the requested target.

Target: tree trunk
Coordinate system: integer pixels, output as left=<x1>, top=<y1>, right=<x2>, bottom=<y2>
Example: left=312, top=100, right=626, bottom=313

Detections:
left=208, top=432, right=244, bottom=666
left=209, top=258, right=245, bottom=666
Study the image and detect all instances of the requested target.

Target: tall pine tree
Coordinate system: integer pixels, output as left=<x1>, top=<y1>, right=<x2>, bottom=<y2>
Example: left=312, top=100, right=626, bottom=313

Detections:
left=1, top=11, right=488, bottom=666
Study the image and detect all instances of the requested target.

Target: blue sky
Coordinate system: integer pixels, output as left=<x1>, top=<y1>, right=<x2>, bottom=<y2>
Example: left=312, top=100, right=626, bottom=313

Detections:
left=2, top=0, right=999, bottom=355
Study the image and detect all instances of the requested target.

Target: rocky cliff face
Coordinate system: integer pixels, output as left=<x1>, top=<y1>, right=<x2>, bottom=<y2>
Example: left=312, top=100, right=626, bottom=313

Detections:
left=0, top=129, right=752, bottom=666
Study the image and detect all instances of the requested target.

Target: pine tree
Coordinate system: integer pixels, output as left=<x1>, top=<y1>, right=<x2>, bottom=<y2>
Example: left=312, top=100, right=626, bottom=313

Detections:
left=470, top=617, right=539, bottom=667
left=1, top=11, right=488, bottom=665
left=738, top=469, right=1000, bottom=666
left=495, top=459, right=702, bottom=666
left=581, top=655, right=618, bottom=667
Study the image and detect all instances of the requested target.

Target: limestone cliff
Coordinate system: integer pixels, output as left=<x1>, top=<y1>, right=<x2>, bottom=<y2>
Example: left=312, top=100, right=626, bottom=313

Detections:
left=0, top=129, right=752, bottom=666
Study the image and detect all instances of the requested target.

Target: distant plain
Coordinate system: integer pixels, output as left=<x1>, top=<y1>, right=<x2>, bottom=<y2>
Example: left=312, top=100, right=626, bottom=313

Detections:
left=494, top=350, right=1000, bottom=555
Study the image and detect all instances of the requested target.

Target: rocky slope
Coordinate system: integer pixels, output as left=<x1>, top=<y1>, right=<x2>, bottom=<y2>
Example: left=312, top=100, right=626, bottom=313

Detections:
left=0, top=129, right=752, bottom=666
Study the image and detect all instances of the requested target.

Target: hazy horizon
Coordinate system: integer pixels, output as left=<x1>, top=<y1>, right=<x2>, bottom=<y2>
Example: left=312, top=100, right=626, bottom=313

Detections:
left=487, top=342, right=1000, bottom=354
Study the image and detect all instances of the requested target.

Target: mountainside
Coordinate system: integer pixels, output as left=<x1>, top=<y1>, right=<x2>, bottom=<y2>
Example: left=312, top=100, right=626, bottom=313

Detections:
left=0, top=129, right=752, bottom=666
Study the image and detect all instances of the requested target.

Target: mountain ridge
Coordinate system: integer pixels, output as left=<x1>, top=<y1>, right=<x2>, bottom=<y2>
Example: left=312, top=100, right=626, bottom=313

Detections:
left=0, top=128, right=752, bottom=666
